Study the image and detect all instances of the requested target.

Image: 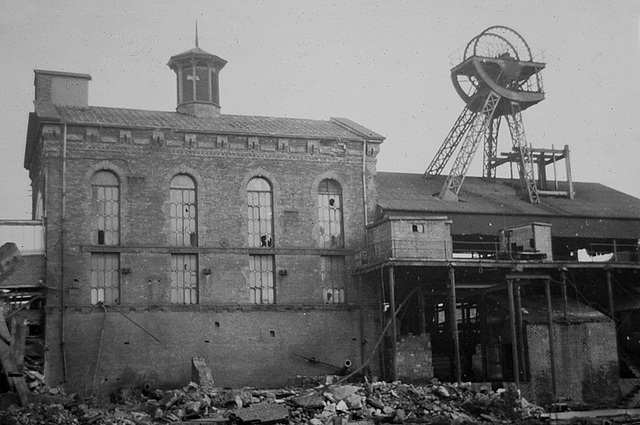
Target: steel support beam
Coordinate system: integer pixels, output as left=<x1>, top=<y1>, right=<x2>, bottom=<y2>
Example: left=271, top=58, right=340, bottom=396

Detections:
left=440, top=92, right=501, bottom=201
left=545, top=278, right=557, bottom=400
left=507, top=278, right=520, bottom=387
left=449, top=267, right=462, bottom=383
left=425, top=106, right=477, bottom=177
left=506, top=102, right=540, bottom=204
left=388, top=266, right=398, bottom=382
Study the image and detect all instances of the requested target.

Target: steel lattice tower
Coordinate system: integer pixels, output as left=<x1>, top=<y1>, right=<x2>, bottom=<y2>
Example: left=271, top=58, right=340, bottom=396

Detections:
left=424, top=26, right=545, bottom=204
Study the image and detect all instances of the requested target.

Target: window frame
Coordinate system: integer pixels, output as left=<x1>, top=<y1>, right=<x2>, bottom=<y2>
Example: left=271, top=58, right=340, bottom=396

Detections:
left=318, top=179, right=344, bottom=248
left=169, top=174, right=197, bottom=247
left=248, top=254, right=275, bottom=304
left=91, top=170, right=120, bottom=246
left=321, top=255, right=346, bottom=304
left=170, top=253, right=199, bottom=305
left=90, top=252, right=120, bottom=305
left=247, top=177, right=274, bottom=248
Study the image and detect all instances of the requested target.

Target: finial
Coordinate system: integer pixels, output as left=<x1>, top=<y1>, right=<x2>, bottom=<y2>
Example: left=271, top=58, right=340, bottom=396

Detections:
left=195, top=20, right=199, bottom=48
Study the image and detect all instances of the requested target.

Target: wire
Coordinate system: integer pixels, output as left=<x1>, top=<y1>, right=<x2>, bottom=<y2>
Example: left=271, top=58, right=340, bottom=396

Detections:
left=107, top=305, right=162, bottom=343
left=92, top=303, right=107, bottom=397
left=316, top=287, right=420, bottom=392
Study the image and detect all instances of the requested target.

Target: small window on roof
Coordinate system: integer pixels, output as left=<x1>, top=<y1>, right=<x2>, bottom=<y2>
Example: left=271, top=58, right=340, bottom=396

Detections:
left=412, top=224, right=425, bottom=233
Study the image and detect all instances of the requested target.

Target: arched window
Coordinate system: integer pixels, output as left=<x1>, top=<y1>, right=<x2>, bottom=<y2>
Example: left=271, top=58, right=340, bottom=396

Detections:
left=170, top=175, right=197, bottom=246
left=318, top=179, right=343, bottom=248
left=247, top=177, right=273, bottom=248
left=91, top=170, right=119, bottom=245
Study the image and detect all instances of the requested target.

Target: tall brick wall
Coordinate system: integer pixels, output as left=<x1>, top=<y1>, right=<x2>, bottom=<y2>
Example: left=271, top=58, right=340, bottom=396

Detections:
left=35, top=123, right=382, bottom=393
left=524, top=321, right=619, bottom=405
left=45, top=307, right=370, bottom=393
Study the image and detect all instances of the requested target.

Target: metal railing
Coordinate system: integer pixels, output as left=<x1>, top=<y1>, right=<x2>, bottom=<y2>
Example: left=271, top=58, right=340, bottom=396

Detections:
left=355, top=239, right=451, bottom=267
left=356, top=238, right=640, bottom=267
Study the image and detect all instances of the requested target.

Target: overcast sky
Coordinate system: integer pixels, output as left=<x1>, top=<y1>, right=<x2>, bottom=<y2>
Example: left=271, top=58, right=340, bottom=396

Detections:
left=1, top=0, right=639, bottom=219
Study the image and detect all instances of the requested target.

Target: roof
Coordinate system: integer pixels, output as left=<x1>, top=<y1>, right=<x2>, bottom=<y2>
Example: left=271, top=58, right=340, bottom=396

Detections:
left=167, top=46, right=227, bottom=70
left=376, top=172, right=640, bottom=220
left=34, top=69, right=92, bottom=80
left=32, top=104, right=385, bottom=141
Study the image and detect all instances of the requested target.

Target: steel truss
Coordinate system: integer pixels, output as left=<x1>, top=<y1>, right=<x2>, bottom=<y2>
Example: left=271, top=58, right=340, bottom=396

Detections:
left=506, top=103, right=540, bottom=204
left=439, top=92, right=501, bottom=200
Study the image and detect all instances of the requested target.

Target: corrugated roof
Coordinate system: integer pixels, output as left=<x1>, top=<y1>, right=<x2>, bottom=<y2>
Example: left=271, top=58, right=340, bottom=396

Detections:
left=375, top=172, right=640, bottom=220
left=46, top=106, right=384, bottom=141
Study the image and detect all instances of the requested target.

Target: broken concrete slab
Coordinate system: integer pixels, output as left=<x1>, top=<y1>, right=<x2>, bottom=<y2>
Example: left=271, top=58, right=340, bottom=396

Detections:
left=192, top=357, right=215, bottom=388
left=231, top=403, right=289, bottom=423
left=292, top=391, right=325, bottom=409
left=328, top=385, right=359, bottom=401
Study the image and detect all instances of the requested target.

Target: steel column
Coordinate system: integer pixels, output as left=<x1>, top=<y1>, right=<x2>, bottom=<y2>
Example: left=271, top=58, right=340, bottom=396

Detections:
left=389, top=266, right=398, bottom=382
left=515, top=283, right=527, bottom=381
left=507, top=278, right=520, bottom=386
left=449, top=267, right=462, bottom=383
left=545, top=279, right=557, bottom=399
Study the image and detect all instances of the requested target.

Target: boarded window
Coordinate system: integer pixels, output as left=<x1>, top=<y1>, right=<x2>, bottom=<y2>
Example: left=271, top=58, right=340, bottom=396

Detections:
left=321, top=256, right=345, bottom=303
left=170, top=175, right=197, bottom=246
left=318, top=179, right=343, bottom=248
left=170, top=254, right=198, bottom=304
left=91, top=171, right=119, bottom=245
left=248, top=255, right=274, bottom=304
left=91, top=253, right=120, bottom=305
left=247, top=177, right=273, bottom=248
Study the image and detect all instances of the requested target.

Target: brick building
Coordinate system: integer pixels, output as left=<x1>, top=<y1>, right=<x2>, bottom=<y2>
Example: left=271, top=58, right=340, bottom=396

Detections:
left=18, top=40, right=640, bottom=405
left=24, top=44, right=384, bottom=393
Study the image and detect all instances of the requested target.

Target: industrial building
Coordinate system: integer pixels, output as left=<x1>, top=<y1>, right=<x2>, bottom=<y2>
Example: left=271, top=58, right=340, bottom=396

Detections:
left=2, top=27, right=640, bottom=406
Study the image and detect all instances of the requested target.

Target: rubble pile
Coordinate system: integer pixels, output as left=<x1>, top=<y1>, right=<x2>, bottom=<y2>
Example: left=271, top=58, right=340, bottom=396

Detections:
left=0, top=378, right=555, bottom=425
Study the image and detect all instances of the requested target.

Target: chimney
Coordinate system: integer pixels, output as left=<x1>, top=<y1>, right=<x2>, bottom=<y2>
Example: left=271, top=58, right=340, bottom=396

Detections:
left=34, top=70, right=91, bottom=107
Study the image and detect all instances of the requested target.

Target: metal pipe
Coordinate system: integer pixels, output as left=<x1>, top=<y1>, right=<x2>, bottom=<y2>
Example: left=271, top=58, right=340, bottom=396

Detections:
left=358, top=274, right=366, bottom=369
left=515, top=283, right=526, bottom=381
left=565, top=145, right=574, bottom=199
left=545, top=279, right=557, bottom=399
left=552, top=144, right=558, bottom=191
left=606, top=269, right=615, bottom=320
left=507, top=278, right=519, bottom=387
left=61, top=122, right=68, bottom=382
left=418, top=288, right=426, bottom=335
left=561, top=271, right=568, bottom=322
left=449, top=267, right=462, bottom=383
left=362, top=140, right=368, bottom=231
left=389, top=266, right=397, bottom=381
left=606, top=269, right=621, bottom=371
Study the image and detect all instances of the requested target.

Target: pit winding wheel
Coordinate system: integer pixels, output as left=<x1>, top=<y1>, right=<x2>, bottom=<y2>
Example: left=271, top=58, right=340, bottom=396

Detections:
left=424, top=26, right=545, bottom=204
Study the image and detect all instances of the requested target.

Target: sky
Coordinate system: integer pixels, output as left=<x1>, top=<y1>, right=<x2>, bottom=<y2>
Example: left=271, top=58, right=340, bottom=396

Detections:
left=1, top=0, right=639, bottom=219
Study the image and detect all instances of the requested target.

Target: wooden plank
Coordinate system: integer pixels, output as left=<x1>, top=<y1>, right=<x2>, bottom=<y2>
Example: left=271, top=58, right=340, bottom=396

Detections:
left=8, top=318, right=27, bottom=375
left=545, top=408, right=640, bottom=421
left=0, top=306, right=12, bottom=345
left=0, top=309, right=29, bottom=406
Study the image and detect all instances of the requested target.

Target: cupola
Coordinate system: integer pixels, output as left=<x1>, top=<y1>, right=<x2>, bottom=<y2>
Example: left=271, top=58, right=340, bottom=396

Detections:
left=168, top=33, right=227, bottom=118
